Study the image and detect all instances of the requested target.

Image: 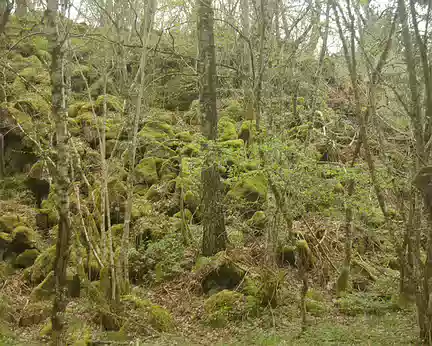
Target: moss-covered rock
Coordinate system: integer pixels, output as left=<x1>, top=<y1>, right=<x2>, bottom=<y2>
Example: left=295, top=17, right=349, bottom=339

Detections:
left=227, top=230, right=244, bottom=246
left=181, top=142, right=200, bottom=157
left=95, top=94, right=123, bottom=114
left=176, top=131, right=193, bottom=142
left=135, top=157, right=160, bottom=185
left=30, top=245, right=56, bottom=284
left=0, top=214, right=22, bottom=233
left=11, top=226, right=38, bottom=253
left=30, top=270, right=55, bottom=301
left=227, top=171, right=267, bottom=204
left=218, top=117, right=237, bottom=141
left=14, top=249, right=39, bottom=268
left=139, top=121, right=174, bottom=141
left=220, top=139, right=244, bottom=150
left=336, top=292, right=397, bottom=316
left=220, top=99, right=244, bottom=122
left=247, top=211, right=267, bottom=230
left=204, top=290, right=258, bottom=327
left=184, top=190, right=199, bottom=212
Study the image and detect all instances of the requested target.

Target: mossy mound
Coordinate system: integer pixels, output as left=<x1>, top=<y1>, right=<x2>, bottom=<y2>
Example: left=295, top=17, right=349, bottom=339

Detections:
left=227, top=171, right=268, bottom=208
left=247, top=211, right=267, bottom=230
left=29, top=245, right=56, bottom=284
left=14, top=249, right=39, bottom=268
left=0, top=214, right=23, bottom=233
left=139, top=121, right=174, bottom=141
left=95, top=94, right=123, bottom=114
left=194, top=252, right=245, bottom=295
left=204, top=289, right=258, bottom=327
left=336, top=292, right=397, bottom=316
left=220, top=99, right=244, bottom=122
left=135, top=157, right=161, bottom=186
left=18, top=301, right=51, bottom=327
left=121, top=295, right=175, bottom=332
left=10, top=226, right=38, bottom=253
left=218, top=117, right=238, bottom=141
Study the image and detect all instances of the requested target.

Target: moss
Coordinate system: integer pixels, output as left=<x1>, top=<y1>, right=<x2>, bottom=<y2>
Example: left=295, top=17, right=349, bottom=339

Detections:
left=95, top=94, right=123, bottom=114
left=336, top=292, right=397, bottom=316
left=139, top=121, right=174, bottom=142
left=39, top=320, right=52, bottom=337
left=184, top=99, right=201, bottom=125
left=149, top=108, right=176, bottom=124
left=131, top=200, right=153, bottom=220
left=204, top=290, right=258, bottom=327
left=145, top=185, right=162, bottom=201
left=11, top=226, right=37, bottom=253
left=144, top=141, right=176, bottom=159
left=68, top=101, right=92, bottom=118
left=0, top=232, right=12, bottom=251
left=30, top=271, right=54, bottom=301
left=242, top=160, right=260, bottom=171
left=218, top=117, right=237, bottom=141
left=14, top=249, right=39, bottom=268
left=0, top=214, right=22, bottom=233
left=176, top=131, right=193, bottom=142
left=220, top=99, right=244, bottom=121
left=0, top=102, right=34, bottom=135
left=227, top=171, right=268, bottom=204
left=30, top=245, right=56, bottom=284
left=184, top=190, right=199, bottom=212
left=174, top=209, right=193, bottom=222
left=306, top=298, right=328, bottom=317
left=238, top=120, right=256, bottom=142
left=13, top=94, right=50, bottom=119
left=135, top=157, right=160, bottom=185
left=181, top=142, right=200, bottom=157
left=296, top=240, right=314, bottom=271
left=277, top=245, right=296, bottom=266
left=247, top=211, right=266, bottom=230
left=228, top=230, right=244, bottom=246
left=220, top=139, right=244, bottom=150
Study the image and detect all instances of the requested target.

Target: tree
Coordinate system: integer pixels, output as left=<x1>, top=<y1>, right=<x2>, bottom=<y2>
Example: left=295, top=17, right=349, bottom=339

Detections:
left=46, top=0, right=72, bottom=344
left=198, top=0, right=227, bottom=256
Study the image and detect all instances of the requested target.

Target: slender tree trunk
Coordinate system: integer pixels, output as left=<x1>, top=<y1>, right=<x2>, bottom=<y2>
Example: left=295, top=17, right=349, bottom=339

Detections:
left=121, top=0, right=156, bottom=291
left=16, top=0, right=27, bottom=16
left=197, top=0, right=227, bottom=256
left=47, top=0, right=72, bottom=344
left=0, top=0, right=13, bottom=36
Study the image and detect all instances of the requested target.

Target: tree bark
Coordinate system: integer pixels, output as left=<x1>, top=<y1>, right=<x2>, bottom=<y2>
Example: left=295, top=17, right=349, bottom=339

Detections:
left=16, top=0, right=27, bottom=16
left=46, top=0, right=72, bottom=344
left=0, top=0, right=13, bottom=35
left=197, top=0, right=227, bottom=256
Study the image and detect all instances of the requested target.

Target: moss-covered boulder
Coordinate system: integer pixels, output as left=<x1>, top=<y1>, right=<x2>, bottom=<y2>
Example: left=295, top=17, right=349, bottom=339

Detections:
left=10, top=226, right=38, bottom=253
left=29, top=245, right=56, bottom=284
left=0, top=214, right=22, bottom=233
left=194, top=252, right=245, bottom=295
left=218, top=117, right=237, bottom=141
left=139, top=121, right=174, bottom=141
left=135, top=157, right=160, bottom=185
left=220, top=139, right=244, bottom=151
left=176, top=131, right=193, bottom=143
left=227, top=171, right=268, bottom=205
left=95, top=94, right=123, bottom=114
left=15, top=249, right=40, bottom=268
left=220, top=99, right=244, bottom=122
left=204, top=290, right=258, bottom=327
left=30, top=270, right=55, bottom=301
left=247, top=211, right=267, bottom=230
left=181, top=142, right=200, bottom=157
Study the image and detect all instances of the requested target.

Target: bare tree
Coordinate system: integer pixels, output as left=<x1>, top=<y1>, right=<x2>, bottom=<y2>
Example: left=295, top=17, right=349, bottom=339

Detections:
left=198, top=0, right=227, bottom=256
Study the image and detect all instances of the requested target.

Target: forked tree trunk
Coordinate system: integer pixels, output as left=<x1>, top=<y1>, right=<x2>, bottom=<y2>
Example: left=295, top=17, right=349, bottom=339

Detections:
left=46, top=0, right=72, bottom=344
left=197, top=0, right=227, bottom=256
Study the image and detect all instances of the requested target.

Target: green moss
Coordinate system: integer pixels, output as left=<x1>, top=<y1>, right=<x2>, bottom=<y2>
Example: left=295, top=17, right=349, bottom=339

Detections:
left=30, top=245, right=56, bottom=284
left=18, top=301, right=51, bottom=327
left=182, top=142, right=200, bottom=157
left=0, top=232, right=12, bottom=250
left=14, top=93, right=50, bottom=118
left=174, top=209, right=193, bottom=222
left=30, top=271, right=54, bottom=301
left=39, top=320, right=52, bottom=337
left=139, top=121, right=174, bottom=141
left=68, top=101, right=92, bottom=118
left=176, top=131, right=193, bottom=142
left=145, top=185, right=162, bottom=201
left=95, top=94, right=123, bottom=114
left=184, top=99, right=201, bottom=125
left=247, top=211, right=266, bottom=230
left=148, top=305, right=175, bottom=332
left=131, top=199, right=153, bottom=220
left=220, top=139, right=244, bottom=150
left=11, top=226, right=37, bottom=253
left=306, top=298, right=328, bottom=317
left=15, top=249, right=39, bottom=268
left=277, top=245, right=296, bottom=266
left=220, top=99, right=244, bottom=121
left=184, top=190, right=199, bottom=212
left=204, top=290, right=258, bottom=327
left=238, top=120, right=256, bottom=142
left=135, top=157, right=160, bottom=185
left=242, top=160, right=260, bottom=171
left=337, top=292, right=397, bottom=316
left=0, top=214, right=22, bottom=233
left=228, top=230, right=244, bottom=246
left=227, top=171, right=268, bottom=203
left=218, top=117, right=237, bottom=141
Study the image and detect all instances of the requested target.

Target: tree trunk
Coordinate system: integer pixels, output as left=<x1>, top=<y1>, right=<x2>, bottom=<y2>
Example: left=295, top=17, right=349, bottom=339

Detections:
left=197, top=0, right=227, bottom=256
left=46, top=0, right=72, bottom=344
left=0, top=0, right=13, bottom=35
left=16, top=0, right=27, bottom=16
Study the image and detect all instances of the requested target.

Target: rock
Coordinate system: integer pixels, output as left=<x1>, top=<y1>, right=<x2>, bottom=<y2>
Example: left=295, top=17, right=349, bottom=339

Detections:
left=227, top=171, right=268, bottom=204
left=181, top=142, right=200, bottom=157
left=30, top=245, right=56, bottom=284
left=11, top=226, right=38, bottom=253
left=247, top=211, right=267, bottom=230
left=135, top=157, right=160, bottom=185
left=0, top=214, right=22, bottom=233
left=15, top=249, right=39, bottom=268
left=176, top=131, right=193, bottom=142
left=218, top=117, right=237, bottom=141
left=139, top=121, right=174, bottom=141
left=220, top=139, right=244, bottom=150
left=220, top=99, right=244, bottom=122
